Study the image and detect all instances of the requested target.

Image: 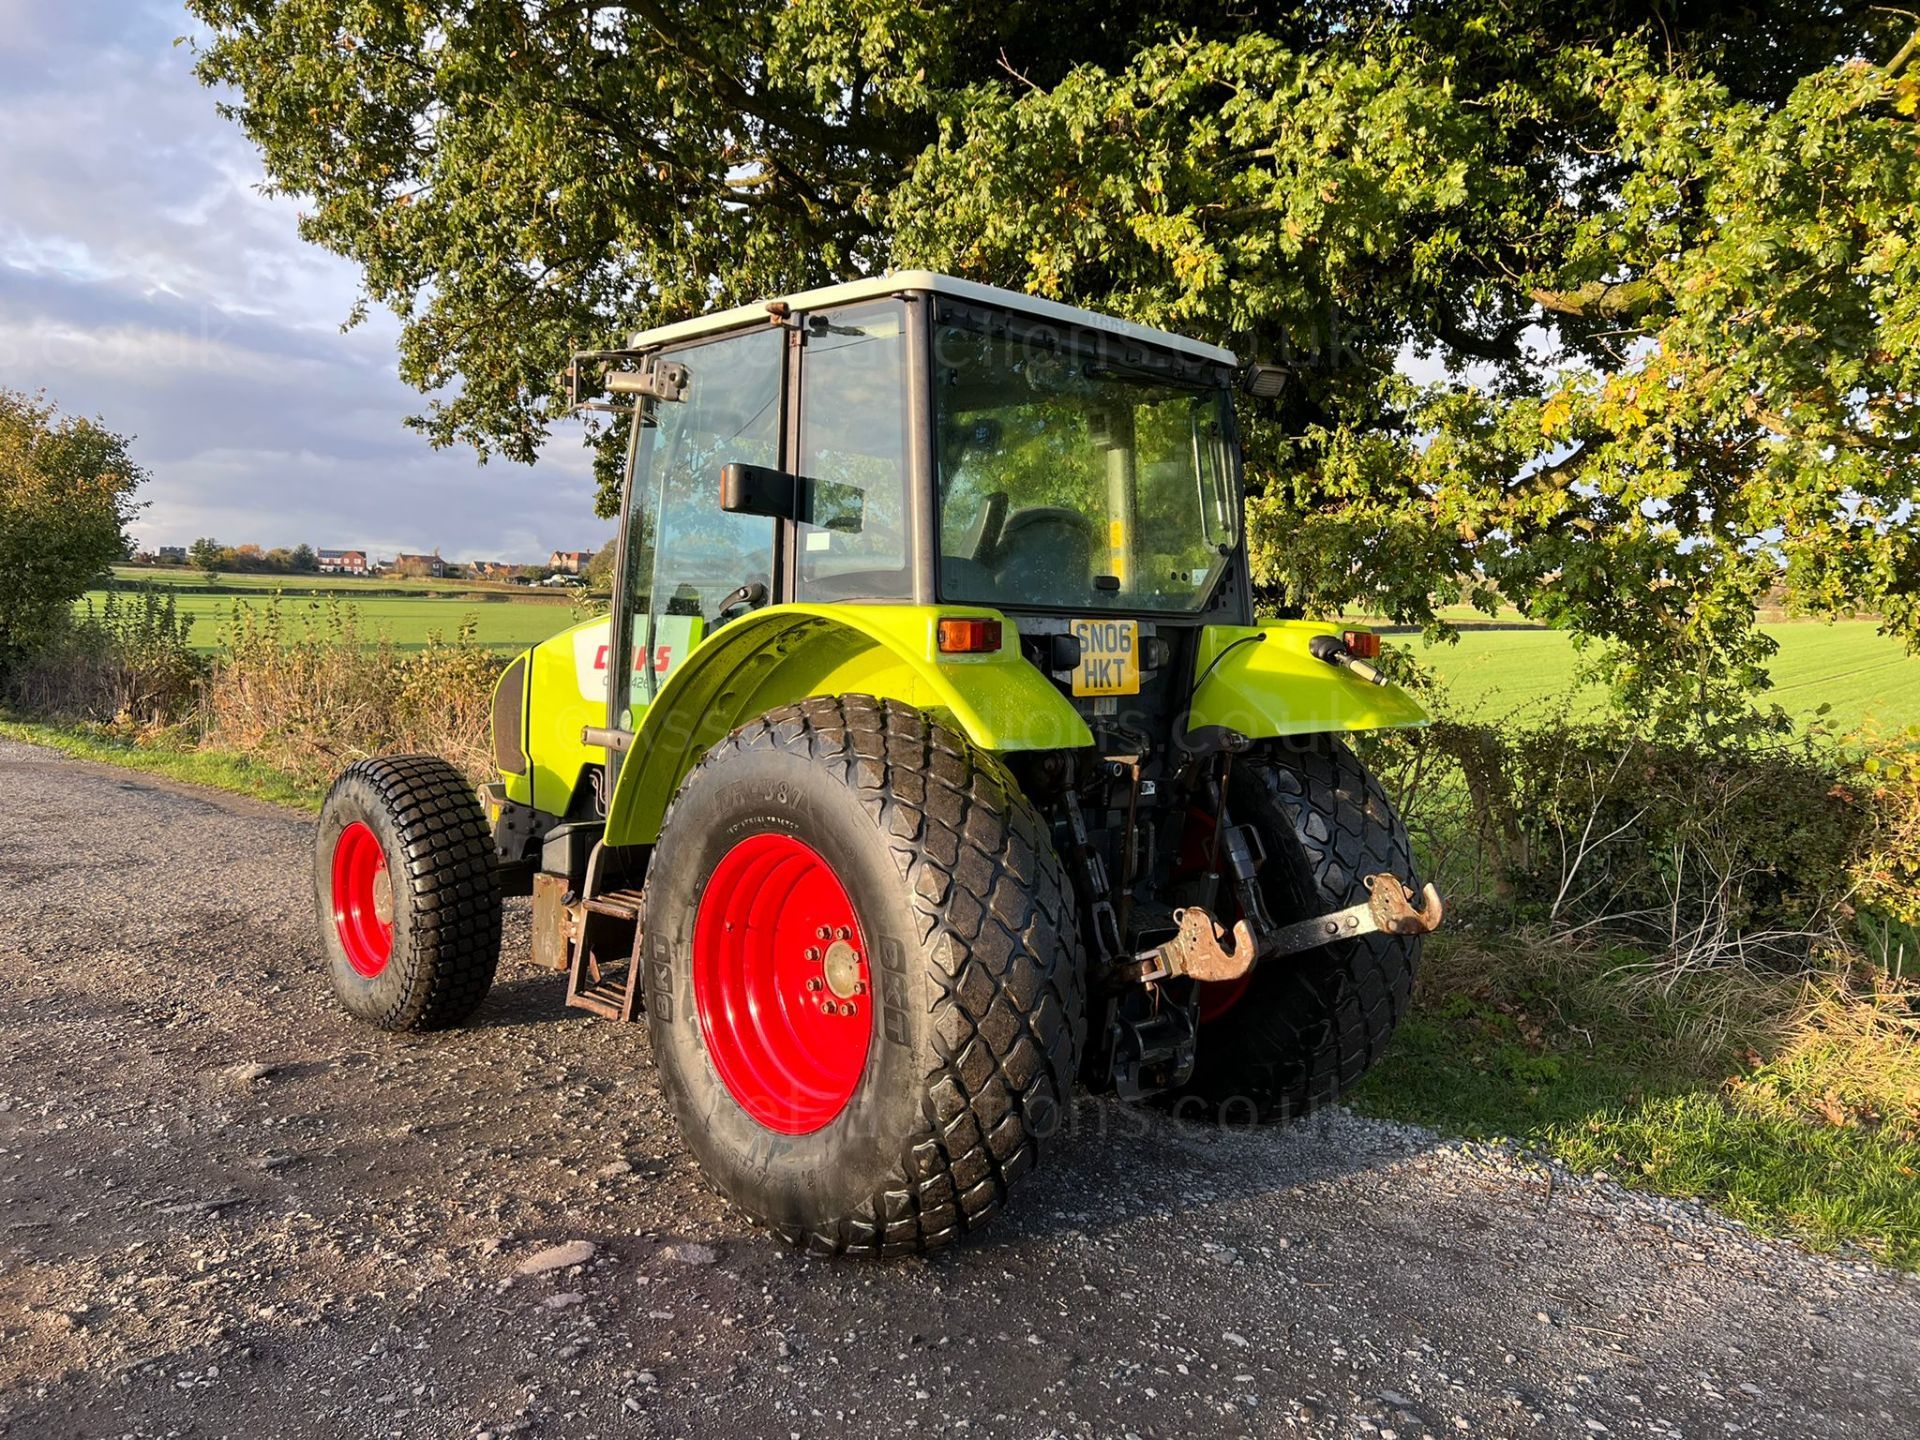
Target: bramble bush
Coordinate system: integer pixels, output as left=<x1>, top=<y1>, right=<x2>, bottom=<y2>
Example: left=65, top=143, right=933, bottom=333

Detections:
left=205, top=598, right=503, bottom=784
left=1, top=589, right=205, bottom=731
left=1361, top=683, right=1920, bottom=982
left=2, top=591, right=507, bottom=787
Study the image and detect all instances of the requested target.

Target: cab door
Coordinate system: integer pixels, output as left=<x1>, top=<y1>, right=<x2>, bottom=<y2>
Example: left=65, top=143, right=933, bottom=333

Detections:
left=610, top=326, right=784, bottom=731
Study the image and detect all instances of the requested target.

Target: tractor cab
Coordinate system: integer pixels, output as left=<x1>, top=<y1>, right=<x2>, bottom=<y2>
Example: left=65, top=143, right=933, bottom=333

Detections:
left=572, top=273, right=1263, bottom=744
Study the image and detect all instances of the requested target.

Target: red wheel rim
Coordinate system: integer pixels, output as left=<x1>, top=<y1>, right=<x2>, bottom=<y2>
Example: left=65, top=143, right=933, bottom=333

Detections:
left=331, top=821, right=394, bottom=979
left=692, top=833, right=873, bottom=1134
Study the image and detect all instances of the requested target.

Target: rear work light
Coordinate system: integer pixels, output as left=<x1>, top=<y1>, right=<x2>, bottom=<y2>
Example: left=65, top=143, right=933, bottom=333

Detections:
left=1341, top=629, right=1381, bottom=660
left=937, top=617, right=1003, bottom=654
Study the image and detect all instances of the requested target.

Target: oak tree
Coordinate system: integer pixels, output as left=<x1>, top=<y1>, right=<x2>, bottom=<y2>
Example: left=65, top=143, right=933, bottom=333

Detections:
left=189, top=1, right=1920, bottom=726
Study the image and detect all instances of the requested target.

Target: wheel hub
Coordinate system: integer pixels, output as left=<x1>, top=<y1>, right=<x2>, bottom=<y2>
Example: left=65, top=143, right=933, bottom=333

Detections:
left=822, top=939, right=862, bottom=999
left=691, top=834, right=873, bottom=1134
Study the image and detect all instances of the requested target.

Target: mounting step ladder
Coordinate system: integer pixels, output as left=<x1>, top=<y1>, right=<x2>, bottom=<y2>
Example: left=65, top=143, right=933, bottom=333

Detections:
left=564, top=886, right=646, bottom=1022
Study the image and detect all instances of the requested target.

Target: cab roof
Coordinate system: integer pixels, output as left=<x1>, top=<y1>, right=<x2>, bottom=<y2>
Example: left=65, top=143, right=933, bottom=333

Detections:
left=625, top=270, right=1238, bottom=367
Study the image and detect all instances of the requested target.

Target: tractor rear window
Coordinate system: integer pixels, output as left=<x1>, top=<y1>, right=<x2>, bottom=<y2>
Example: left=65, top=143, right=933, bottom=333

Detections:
left=932, top=324, right=1238, bottom=614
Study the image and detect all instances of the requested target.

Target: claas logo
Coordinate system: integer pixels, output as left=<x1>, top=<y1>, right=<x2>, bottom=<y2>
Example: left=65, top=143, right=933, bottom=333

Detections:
left=592, top=643, right=673, bottom=674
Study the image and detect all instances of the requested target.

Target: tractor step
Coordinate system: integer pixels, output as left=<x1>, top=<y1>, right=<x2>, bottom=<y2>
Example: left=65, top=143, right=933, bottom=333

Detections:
left=568, top=976, right=636, bottom=1021
left=565, top=887, right=646, bottom=1022
left=584, top=888, right=644, bottom=920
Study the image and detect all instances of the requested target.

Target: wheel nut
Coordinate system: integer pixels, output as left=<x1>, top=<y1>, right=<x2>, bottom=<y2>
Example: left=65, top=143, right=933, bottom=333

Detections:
left=839, top=1001, right=855, bottom=1016
left=816, top=925, right=832, bottom=940
left=805, top=977, right=823, bottom=992
left=804, top=946, right=821, bottom=962
left=834, top=926, right=852, bottom=941
left=853, top=980, right=867, bottom=995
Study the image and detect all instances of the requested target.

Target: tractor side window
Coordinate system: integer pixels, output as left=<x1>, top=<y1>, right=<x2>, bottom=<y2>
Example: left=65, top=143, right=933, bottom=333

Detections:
left=633, top=328, right=782, bottom=710
left=794, top=301, right=910, bottom=602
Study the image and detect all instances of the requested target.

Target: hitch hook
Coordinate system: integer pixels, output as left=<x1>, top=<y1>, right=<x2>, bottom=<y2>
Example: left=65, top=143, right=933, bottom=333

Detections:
left=1133, top=872, right=1443, bottom=986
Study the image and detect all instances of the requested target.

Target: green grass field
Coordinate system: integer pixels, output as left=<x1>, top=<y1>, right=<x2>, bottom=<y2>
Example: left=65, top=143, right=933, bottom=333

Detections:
left=87, top=571, right=1919, bottom=725
left=1401, top=620, right=1919, bottom=733
left=86, top=568, right=579, bottom=653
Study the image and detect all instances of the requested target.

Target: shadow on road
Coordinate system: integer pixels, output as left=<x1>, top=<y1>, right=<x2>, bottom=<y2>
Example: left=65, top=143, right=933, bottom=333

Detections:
left=466, top=968, right=588, bottom=1030
left=960, top=1095, right=1449, bottom=1254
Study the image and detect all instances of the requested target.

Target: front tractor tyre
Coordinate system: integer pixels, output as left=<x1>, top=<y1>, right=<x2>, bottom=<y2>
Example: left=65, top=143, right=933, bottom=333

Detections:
left=642, top=696, right=1085, bottom=1257
left=315, top=755, right=502, bottom=1031
left=1172, top=736, right=1422, bottom=1124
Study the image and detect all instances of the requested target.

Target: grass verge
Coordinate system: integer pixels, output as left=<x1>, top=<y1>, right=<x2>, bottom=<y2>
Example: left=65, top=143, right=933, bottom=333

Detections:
left=0, top=717, right=325, bottom=811
left=1350, top=932, right=1920, bottom=1271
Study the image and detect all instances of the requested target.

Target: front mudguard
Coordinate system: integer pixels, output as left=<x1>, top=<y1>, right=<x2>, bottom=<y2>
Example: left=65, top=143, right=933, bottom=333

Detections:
left=1188, top=622, right=1428, bottom=739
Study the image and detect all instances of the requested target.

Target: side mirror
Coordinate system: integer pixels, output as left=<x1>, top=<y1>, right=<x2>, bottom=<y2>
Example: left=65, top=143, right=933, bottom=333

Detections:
left=719, top=463, right=865, bottom=533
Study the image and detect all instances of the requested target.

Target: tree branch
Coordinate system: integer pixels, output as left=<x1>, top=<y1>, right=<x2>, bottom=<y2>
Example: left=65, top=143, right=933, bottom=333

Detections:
left=1516, top=440, right=1589, bottom=497
left=1882, top=24, right=1920, bottom=77
left=1524, top=278, right=1666, bottom=322
left=1429, top=305, right=1530, bottom=365
left=1750, top=406, right=1920, bottom=453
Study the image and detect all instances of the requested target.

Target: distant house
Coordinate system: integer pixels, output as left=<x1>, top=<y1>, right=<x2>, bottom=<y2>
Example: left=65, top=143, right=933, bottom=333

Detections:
left=155, top=545, right=187, bottom=565
left=317, top=548, right=369, bottom=575
left=469, top=560, right=519, bottom=582
left=393, top=550, right=449, bottom=579
left=549, top=549, right=595, bottom=576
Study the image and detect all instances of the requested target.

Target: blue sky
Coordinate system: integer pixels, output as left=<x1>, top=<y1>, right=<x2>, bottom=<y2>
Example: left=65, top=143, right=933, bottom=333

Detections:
left=0, top=2, right=614, bottom=563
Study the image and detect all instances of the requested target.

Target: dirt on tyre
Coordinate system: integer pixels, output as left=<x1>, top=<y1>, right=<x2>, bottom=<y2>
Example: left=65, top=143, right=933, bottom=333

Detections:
left=315, top=755, right=502, bottom=1031
left=1171, top=736, right=1421, bottom=1124
left=642, top=695, right=1084, bottom=1257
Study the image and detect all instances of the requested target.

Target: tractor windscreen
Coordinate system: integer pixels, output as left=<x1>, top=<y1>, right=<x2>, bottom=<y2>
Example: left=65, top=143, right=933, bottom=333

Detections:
left=933, top=320, right=1238, bottom=614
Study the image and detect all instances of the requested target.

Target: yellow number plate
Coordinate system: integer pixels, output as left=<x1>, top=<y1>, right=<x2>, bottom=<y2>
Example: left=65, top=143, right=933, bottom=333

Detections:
left=1070, top=619, right=1140, bottom=697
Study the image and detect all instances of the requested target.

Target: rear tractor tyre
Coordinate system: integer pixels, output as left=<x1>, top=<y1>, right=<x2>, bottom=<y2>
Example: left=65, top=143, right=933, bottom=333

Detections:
left=642, top=695, right=1085, bottom=1257
left=1171, top=736, right=1421, bottom=1124
left=314, top=755, right=502, bottom=1031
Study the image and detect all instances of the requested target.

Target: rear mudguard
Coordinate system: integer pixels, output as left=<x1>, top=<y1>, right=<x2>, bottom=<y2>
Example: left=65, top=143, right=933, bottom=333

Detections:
left=602, top=605, right=1090, bottom=845
left=1188, top=621, right=1428, bottom=738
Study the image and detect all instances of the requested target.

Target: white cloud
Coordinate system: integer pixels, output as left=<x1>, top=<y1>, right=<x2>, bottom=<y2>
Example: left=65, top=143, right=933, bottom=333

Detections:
left=0, top=2, right=614, bottom=562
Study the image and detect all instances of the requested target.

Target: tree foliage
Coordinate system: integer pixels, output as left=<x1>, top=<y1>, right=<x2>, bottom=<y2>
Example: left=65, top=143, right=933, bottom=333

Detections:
left=188, top=536, right=225, bottom=580
left=188, top=1, right=1920, bottom=727
left=0, top=391, right=145, bottom=668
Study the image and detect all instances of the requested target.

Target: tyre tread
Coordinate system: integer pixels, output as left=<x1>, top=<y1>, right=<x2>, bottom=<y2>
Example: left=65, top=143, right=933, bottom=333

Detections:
left=1179, top=737, right=1419, bottom=1122
left=319, top=755, right=501, bottom=1031
left=653, top=695, right=1084, bottom=1257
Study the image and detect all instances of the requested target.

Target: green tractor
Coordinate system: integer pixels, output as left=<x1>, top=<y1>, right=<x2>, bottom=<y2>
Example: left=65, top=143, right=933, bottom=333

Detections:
left=313, top=272, right=1442, bottom=1255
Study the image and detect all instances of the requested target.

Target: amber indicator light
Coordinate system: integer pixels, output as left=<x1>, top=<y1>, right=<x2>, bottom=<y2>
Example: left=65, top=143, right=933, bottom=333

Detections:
left=937, top=618, right=1003, bottom=654
left=1342, top=629, right=1381, bottom=659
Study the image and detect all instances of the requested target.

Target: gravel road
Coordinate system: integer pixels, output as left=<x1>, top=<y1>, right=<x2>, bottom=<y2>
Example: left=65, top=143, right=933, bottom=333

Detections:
left=2, top=737, right=1916, bottom=1440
